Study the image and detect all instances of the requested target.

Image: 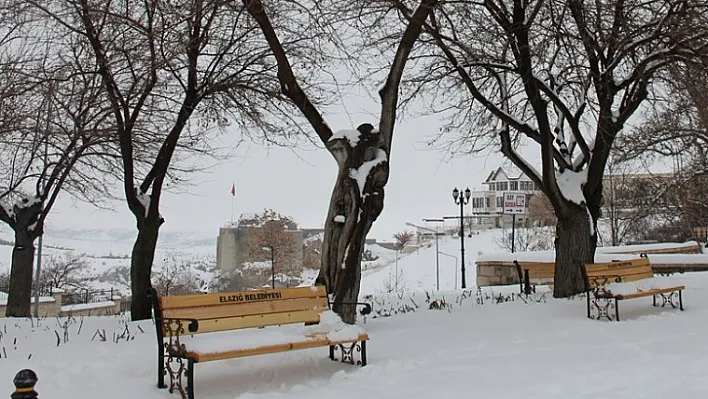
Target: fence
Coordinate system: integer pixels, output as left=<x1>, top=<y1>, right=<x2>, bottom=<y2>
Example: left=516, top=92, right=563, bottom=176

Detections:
left=61, top=288, right=117, bottom=305
left=0, top=284, right=53, bottom=297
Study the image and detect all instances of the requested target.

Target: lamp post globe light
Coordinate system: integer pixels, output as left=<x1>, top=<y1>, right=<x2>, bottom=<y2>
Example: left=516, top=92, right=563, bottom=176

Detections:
left=452, top=187, right=471, bottom=289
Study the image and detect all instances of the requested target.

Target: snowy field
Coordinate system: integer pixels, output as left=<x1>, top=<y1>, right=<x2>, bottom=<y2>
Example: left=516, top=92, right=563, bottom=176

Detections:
left=2, top=226, right=708, bottom=397
left=2, top=238, right=708, bottom=397
left=2, top=274, right=708, bottom=398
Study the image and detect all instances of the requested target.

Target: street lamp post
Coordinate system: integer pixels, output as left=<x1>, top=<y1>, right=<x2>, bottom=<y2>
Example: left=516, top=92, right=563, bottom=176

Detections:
left=263, top=246, right=275, bottom=288
left=406, top=222, right=442, bottom=291
left=452, top=187, right=471, bottom=289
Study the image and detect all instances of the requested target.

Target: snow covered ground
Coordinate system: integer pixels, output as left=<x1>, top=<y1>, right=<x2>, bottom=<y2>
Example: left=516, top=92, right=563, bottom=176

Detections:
left=3, top=271, right=708, bottom=398
left=2, top=226, right=707, bottom=398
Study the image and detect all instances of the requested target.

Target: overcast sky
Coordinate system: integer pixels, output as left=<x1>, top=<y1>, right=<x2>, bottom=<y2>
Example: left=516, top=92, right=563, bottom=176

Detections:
left=42, top=87, right=538, bottom=243
left=41, top=84, right=673, bottom=245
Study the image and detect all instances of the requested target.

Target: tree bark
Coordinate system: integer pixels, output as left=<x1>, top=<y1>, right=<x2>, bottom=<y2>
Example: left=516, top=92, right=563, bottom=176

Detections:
left=316, top=132, right=387, bottom=324
left=553, top=205, right=597, bottom=297
left=5, top=228, right=37, bottom=317
left=130, top=216, right=162, bottom=321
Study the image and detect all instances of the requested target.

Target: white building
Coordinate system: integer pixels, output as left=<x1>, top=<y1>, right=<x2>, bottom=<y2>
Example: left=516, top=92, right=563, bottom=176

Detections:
left=469, top=167, right=542, bottom=229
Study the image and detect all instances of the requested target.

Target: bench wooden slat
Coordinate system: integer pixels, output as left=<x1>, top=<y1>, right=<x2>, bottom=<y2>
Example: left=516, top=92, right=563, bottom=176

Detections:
left=187, top=333, right=370, bottom=363
left=159, top=286, right=327, bottom=310
left=584, top=259, right=650, bottom=274
left=175, top=309, right=323, bottom=334
left=162, top=297, right=329, bottom=320
left=585, top=272, right=655, bottom=289
left=585, top=266, right=653, bottom=278
left=614, top=286, right=685, bottom=300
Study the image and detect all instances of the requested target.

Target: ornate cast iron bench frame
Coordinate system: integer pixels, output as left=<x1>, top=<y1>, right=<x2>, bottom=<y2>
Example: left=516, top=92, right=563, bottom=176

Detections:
left=148, top=287, right=371, bottom=399
left=582, top=262, right=685, bottom=322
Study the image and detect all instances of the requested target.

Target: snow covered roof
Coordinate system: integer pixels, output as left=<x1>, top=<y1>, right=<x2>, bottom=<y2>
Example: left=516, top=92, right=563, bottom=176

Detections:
left=483, top=166, right=533, bottom=183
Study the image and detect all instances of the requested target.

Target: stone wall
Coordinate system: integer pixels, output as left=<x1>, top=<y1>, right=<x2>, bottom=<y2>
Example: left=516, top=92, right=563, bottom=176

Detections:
left=476, top=242, right=707, bottom=287
left=0, top=289, right=122, bottom=318
left=476, top=262, right=519, bottom=287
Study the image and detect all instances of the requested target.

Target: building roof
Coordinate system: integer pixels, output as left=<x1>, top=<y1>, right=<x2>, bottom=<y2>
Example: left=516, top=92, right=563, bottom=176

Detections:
left=483, top=166, right=531, bottom=183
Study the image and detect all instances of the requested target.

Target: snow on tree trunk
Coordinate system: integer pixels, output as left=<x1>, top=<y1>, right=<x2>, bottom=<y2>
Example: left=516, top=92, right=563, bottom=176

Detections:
left=130, top=217, right=161, bottom=321
left=553, top=205, right=597, bottom=297
left=316, top=124, right=387, bottom=324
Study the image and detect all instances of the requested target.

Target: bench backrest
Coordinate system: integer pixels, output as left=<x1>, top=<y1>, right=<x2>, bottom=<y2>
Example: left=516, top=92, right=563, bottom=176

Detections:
left=583, top=259, right=653, bottom=289
left=156, top=286, right=329, bottom=335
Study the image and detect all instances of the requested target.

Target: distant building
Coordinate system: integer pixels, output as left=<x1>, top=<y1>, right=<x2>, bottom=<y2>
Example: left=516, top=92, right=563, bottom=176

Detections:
left=216, top=216, right=324, bottom=271
left=469, top=167, right=543, bottom=229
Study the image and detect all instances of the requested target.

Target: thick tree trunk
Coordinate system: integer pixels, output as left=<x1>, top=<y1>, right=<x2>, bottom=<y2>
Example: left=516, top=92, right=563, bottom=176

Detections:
left=5, top=228, right=36, bottom=317
left=553, top=206, right=597, bottom=297
left=317, top=128, right=387, bottom=324
left=130, top=217, right=161, bottom=321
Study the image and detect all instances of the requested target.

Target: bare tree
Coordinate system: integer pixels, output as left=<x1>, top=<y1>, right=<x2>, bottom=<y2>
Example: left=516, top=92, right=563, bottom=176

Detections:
left=0, top=13, right=123, bottom=316
left=152, top=255, right=201, bottom=297
left=40, top=252, right=90, bottom=290
left=245, top=0, right=439, bottom=322
left=27, top=0, right=327, bottom=319
left=388, top=0, right=708, bottom=296
left=393, top=230, right=414, bottom=250
left=495, top=226, right=554, bottom=252
left=527, top=194, right=556, bottom=227
left=243, top=209, right=299, bottom=286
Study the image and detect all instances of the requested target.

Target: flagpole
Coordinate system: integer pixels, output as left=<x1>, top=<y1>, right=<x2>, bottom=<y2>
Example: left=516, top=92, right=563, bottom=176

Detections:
left=230, top=182, right=236, bottom=226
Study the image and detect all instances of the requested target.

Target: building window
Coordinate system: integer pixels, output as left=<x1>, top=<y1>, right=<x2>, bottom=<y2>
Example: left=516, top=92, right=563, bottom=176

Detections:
left=498, top=182, right=508, bottom=191
left=472, top=198, right=483, bottom=209
left=489, top=183, right=495, bottom=191
left=510, top=181, right=518, bottom=191
left=485, top=198, right=490, bottom=208
left=496, top=196, right=503, bottom=208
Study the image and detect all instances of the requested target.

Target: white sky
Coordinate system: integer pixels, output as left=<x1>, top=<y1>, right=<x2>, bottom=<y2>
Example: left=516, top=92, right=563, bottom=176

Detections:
left=40, top=86, right=675, bottom=244
left=43, top=92, right=531, bottom=243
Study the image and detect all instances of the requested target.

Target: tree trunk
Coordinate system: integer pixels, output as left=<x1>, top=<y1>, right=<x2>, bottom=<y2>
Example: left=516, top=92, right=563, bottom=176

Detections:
left=553, top=206, right=597, bottom=298
left=5, top=228, right=37, bottom=317
left=130, top=217, right=161, bottom=321
left=316, top=128, right=387, bottom=324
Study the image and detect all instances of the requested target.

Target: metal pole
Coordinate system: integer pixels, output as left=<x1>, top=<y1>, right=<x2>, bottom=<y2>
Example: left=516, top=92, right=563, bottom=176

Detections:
left=270, top=247, right=275, bottom=289
left=395, top=250, right=399, bottom=292
left=438, top=251, right=458, bottom=290
left=435, top=234, right=440, bottom=291
left=511, top=213, right=516, bottom=253
left=460, top=199, right=467, bottom=289
left=32, top=235, right=42, bottom=318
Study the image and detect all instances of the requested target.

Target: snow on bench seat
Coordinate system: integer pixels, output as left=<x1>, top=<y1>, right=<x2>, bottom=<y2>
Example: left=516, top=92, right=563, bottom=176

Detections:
left=181, top=311, right=367, bottom=362
left=603, top=276, right=685, bottom=298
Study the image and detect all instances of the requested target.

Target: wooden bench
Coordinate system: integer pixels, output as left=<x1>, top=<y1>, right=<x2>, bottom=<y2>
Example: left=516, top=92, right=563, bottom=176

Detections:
left=149, top=286, right=369, bottom=399
left=514, top=261, right=554, bottom=300
left=582, top=258, right=685, bottom=321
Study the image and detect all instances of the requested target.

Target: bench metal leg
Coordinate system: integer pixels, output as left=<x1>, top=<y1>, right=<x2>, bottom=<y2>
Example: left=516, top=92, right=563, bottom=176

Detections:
left=165, top=353, right=189, bottom=399
left=187, top=359, right=195, bottom=399
left=330, top=341, right=366, bottom=365
left=656, top=291, right=682, bottom=309
left=588, top=296, right=619, bottom=321
left=158, top=345, right=166, bottom=389
left=680, top=290, right=684, bottom=311
left=360, top=340, right=367, bottom=366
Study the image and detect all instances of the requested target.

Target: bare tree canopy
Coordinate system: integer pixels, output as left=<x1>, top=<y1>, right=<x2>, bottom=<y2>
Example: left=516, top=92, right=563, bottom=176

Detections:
left=22, top=0, right=335, bottom=319
left=0, top=9, right=133, bottom=316
left=375, top=0, right=708, bottom=296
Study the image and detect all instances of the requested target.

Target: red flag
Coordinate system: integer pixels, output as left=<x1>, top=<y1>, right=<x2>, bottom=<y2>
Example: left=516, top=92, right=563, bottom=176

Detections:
left=231, top=183, right=236, bottom=196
